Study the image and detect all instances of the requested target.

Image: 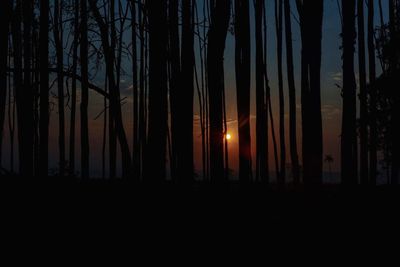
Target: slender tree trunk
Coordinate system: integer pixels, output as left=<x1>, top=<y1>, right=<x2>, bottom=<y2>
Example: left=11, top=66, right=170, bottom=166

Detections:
left=284, top=0, right=300, bottom=185
left=39, top=0, right=49, bottom=177
left=54, top=0, right=65, bottom=176
left=208, top=0, right=231, bottom=183
left=131, top=0, right=139, bottom=180
left=234, top=0, right=252, bottom=183
left=275, top=0, right=286, bottom=185
left=69, top=0, right=79, bottom=177
left=297, top=0, right=324, bottom=185
left=168, top=0, right=180, bottom=181
left=341, top=0, right=358, bottom=185
left=80, top=0, right=89, bottom=179
left=33, top=20, right=40, bottom=176
left=138, top=1, right=145, bottom=180
left=389, top=0, right=400, bottom=184
left=368, top=0, right=377, bottom=185
left=255, top=0, right=268, bottom=182
left=109, top=0, right=117, bottom=179
left=144, top=0, right=168, bottom=182
left=180, top=0, right=195, bottom=183
left=358, top=0, right=368, bottom=184
left=0, top=0, right=13, bottom=169
left=19, top=0, right=34, bottom=176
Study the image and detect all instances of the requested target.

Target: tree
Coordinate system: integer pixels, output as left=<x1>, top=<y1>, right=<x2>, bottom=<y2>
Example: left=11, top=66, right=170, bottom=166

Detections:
left=284, top=0, right=300, bottom=184
left=358, top=0, right=368, bottom=184
left=130, top=0, right=139, bottom=180
left=208, top=0, right=231, bottom=183
left=81, top=0, right=89, bottom=178
left=296, top=0, right=324, bottom=185
left=235, top=0, right=252, bottom=182
left=38, top=0, right=56, bottom=177
left=168, top=0, right=180, bottom=181
left=0, top=0, right=13, bottom=169
left=275, top=0, right=285, bottom=184
left=368, top=0, right=377, bottom=185
left=143, top=0, right=168, bottom=182
left=180, top=0, right=195, bottom=183
left=341, top=0, right=358, bottom=185
left=69, top=0, right=79, bottom=177
left=54, top=0, right=66, bottom=176
left=389, top=0, right=400, bottom=184
left=255, top=0, right=268, bottom=182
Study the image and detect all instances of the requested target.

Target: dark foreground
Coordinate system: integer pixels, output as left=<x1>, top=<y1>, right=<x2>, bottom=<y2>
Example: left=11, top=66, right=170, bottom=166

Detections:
left=3, top=177, right=399, bottom=222
left=2, top=177, right=400, bottom=257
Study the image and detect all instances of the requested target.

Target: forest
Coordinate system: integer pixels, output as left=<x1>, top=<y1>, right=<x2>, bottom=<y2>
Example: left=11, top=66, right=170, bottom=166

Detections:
left=0, top=0, right=399, bottom=189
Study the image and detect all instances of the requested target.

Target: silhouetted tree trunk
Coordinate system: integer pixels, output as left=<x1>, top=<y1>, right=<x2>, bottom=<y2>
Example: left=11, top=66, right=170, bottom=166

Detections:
left=33, top=19, right=40, bottom=176
left=69, top=0, right=79, bottom=177
left=255, top=0, right=268, bottom=182
left=168, top=0, right=180, bottom=181
left=297, top=0, right=324, bottom=185
left=130, top=0, right=139, bottom=180
left=275, top=0, right=285, bottom=185
left=284, top=0, right=300, bottom=185
left=54, top=0, right=65, bottom=176
left=143, top=0, right=168, bottom=182
left=389, top=0, right=400, bottom=183
left=358, top=0, right=368, bottom=184
left=0, top=0, right=12, bottom=169
left=208, top=0, right=231, bottom=183
left=39, top=0, right=49, bottom=177
left=138, top=0, right=146, bottom=180
left=180, top=0, right=195, bottom=183
left=341, top=0, right=358, bottom=184
left=234, top=0, right=251, bottom=183
left=368, top=0, right=377, bottom=185
left=80, top=0, right=89, bottom=178
left=17, top=0, right=34, bottom=176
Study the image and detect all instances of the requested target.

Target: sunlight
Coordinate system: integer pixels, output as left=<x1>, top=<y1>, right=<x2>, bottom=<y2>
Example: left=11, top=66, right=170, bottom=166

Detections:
left=225, top=133, right=232, bottom=141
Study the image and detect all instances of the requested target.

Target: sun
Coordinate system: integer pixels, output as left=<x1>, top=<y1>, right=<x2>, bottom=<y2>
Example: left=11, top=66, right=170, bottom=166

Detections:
left=225, top=133, right=232, bottom=141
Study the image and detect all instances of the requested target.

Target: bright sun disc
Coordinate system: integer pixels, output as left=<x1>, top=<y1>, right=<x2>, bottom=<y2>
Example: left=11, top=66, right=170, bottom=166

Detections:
left=226, top=133, right=232, bottom=140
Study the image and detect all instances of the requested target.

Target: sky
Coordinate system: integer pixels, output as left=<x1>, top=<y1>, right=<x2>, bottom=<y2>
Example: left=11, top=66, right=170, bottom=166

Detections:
left=1, top=0, right=390, bottom=181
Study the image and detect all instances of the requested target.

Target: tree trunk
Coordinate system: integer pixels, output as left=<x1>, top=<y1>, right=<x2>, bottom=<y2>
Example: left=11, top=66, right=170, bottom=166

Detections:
left=275, top=0, right=286, bottom=185
left=255, top=0, right=268, bottom=182
left=208, top=0, right=231, bottom=183
left=235, top=0, right=252, bottom=183
left=297, top=0, right=324, bottom=185
left=69, top=0, right=79, bottom=177
left=168, top=0, right=180, bottom=181
left=368, top=0, right=377, bottom=185
left=144, top=0, right=168, bottom=182
left=341, top=0, right=358, bottom=185
left=17, top=0, right=34, bottom=176
left=180, top=0, right=195, bottom=183
left=80, top=0, right=89, bottom=179
left=130, top=0, right=139, bottom=180
left=0, top=0, right=12, bottom=169
left=54, top=0, right=65, bottom=176
left=284, top=0, right=300, bottom=185
left=39, top=0, right=49, bottom=177
left=358, top=0, right=368, bottom=184
left=389, top=0, right=400, bottom=184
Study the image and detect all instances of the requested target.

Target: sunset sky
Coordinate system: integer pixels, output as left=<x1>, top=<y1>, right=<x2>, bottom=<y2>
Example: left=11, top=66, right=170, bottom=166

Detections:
left=1, top=0, right=390, bottom=181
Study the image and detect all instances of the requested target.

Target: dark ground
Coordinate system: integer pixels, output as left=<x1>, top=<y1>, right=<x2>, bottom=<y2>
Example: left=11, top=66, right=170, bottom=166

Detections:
left=1, top=177, right=399, bottom=258
left=2, top=177, right=399, bottom=223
